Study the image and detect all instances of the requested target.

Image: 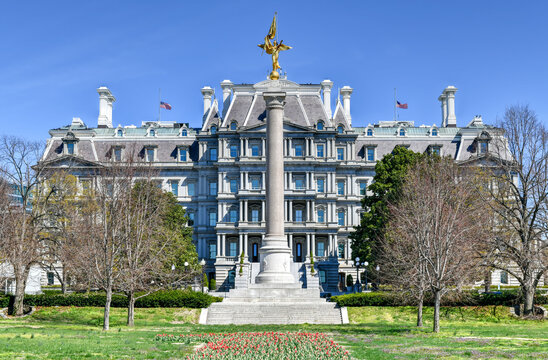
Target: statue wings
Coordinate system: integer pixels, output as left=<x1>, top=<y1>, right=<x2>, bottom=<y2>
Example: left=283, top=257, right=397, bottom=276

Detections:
left=277, top=44, right=292, bottom=51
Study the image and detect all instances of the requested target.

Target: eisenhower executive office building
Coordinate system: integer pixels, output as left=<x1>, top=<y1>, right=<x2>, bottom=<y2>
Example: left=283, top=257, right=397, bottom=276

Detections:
left=41, top=77, right=499, bottom=293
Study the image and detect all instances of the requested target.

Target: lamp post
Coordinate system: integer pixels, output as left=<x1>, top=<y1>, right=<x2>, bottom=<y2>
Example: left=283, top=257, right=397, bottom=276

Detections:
left=171, top=264, right=176, bottom=289
left=363, top=261, right=369, bottom=291
left=354, top=257, right=361, bottom=293
left=200, top=259, right=206, bottom=292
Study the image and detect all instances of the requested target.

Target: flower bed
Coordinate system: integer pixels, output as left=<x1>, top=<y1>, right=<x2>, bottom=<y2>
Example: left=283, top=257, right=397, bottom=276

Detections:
left=156, top=331, right=350, bottom=359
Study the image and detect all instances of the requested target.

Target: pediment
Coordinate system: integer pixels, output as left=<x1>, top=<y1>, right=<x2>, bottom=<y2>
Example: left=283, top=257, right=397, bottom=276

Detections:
left=240, top=121, right=314, bottom=133
left=40, top=155, right=102, bottom=169
left=458, top=153, right=513, bottom=168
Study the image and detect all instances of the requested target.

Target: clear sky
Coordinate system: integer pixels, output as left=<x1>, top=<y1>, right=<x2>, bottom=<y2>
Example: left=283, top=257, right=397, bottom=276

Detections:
left=1, top=0, right=547, bottom=141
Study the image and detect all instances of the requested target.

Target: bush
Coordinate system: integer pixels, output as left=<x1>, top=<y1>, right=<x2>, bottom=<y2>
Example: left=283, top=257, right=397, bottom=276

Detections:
left=0, top=290, right=222, bottom=309
left=346, top=274, right=354, bottom=287
left=209, top=279, right=216, bottom=291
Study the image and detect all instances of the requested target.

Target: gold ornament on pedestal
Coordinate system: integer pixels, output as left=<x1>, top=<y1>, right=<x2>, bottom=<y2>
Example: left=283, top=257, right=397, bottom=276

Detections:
left=258, top=13, right=292, bottom=80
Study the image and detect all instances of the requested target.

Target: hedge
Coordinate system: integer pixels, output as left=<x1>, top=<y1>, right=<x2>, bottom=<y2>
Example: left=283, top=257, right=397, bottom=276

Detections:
left=331, top=291, right=548, bottom=307
left=0, top=290, right=222, bottom=309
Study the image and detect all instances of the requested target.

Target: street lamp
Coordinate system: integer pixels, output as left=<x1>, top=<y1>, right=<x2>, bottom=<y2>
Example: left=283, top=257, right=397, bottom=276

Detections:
left=200, top=259, right=206, bottom=292
left=354, top=257, right=361, bottom=293
left=171, top=264, right=176, bottom=290
left=363, top=261, right=369, bottom=291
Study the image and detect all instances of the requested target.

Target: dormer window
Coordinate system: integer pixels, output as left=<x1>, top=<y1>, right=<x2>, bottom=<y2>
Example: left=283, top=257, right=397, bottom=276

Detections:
left=66, top=142, right=75, bottom=155
left=178, top=147, right=188, bottom=162
left=479, top=141, right=488, bottom=154
left=145, top=147, right=155, bottom=162
left=399, top=128, right=406, bottom=137
left=431, top=128, right=438, bottom=136
left=113, top=147, right=123, bottom=162
left=476, top=131, right=492, bottom=155
left=149, top=129, right=155, bottom=137
left=117, top=129, right=123, bottom=137
left=181, top=129, right=188, bottom=137
left=62, top=132, right=78, bottom=155
left=210, top=125, right=217, bottom=135
left=230, top=121, right=237, bottom=131
left=317, top=121, right=324, bottom=131
left=367, top=128, right=373, bottom=137
left=337, top=125, right=344, bottom=134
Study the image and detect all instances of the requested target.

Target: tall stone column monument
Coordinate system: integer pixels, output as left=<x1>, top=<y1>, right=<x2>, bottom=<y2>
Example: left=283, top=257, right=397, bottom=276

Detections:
left=255, top=91, right=294, bottom=284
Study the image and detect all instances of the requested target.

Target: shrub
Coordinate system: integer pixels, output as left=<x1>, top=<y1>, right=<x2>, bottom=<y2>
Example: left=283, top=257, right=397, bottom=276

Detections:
left=346, top=274, right=354, bottom=287
left=0, top=290, right=222, bottom=309
left=209, top=279, right=216, bottom=291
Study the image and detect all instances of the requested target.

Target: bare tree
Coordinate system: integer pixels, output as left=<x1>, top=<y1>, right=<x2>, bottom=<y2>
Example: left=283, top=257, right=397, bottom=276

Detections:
left=385, top=157, right=487, bottom=332
left=479, top=105, right=548, bottom=316
left=0, top=136, right=47, bottom=315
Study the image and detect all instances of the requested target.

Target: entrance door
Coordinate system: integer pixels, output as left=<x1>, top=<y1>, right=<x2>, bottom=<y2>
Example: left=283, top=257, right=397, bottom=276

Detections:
left=252, top=243, right=259, bottom=262
left=338, top=272, right=346, bottom=292
left=296, top=243, right=303, bottom=262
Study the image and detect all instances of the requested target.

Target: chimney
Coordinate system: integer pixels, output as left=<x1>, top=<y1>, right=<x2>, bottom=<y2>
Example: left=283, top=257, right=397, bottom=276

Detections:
left=438, top=93, right=447, bottom=127
left=340, top=86, right=353, bottom=120
left=220, top=80, right=233, bottom=116
left=200, top=86, right=214, bottom=116
left=97, top=87, right=115, bottom=128
left=443, top=86, right=457, bottom=127
left=320, top=79, right=334, bottom=119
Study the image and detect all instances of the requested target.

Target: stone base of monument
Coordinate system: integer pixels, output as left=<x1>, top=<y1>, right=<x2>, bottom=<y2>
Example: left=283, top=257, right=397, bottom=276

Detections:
left=201, top=268, right=348, bottom=325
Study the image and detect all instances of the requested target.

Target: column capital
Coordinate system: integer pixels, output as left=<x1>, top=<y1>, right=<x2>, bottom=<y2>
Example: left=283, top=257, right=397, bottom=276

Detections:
left=263, top=92, right=286, bottom=110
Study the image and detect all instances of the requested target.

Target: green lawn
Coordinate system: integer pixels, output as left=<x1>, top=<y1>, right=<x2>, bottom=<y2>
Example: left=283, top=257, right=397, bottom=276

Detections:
left=0, top=306, right=546, bottom=359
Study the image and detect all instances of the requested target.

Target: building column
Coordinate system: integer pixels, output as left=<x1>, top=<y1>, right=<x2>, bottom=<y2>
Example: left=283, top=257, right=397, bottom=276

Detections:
left=311, top=233, right=316, bottom=257
left=239, top=233, right=243, bottom=256
left=216, top=234, right=221, bottom=258
left=289, top=234, right=293, bottom=252
left=239, top=200, right=243, bottom=222
left=261, top=200, right=265, bottom=222
left=305, top=172, right=309, bottom=190
left=244, top=200, right=248, bottom=222
left=289, top=200, right=293, bottom=222
left=306, top=233, right=311, bottom=258
left=262, top=138, right=266, bottom=157
left=262, top=171, right=266, bottom=190
left=222, top=234, right=226, bottom=257
left=244, top=172, right=248, bottom=190
left=245, top=233, right=249, bottom=256
left=333, top=234, right=338, bottom=257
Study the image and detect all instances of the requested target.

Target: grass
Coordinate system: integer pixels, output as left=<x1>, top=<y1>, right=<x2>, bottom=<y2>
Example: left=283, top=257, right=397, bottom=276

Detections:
left=0, top=306, right=546, bottom=359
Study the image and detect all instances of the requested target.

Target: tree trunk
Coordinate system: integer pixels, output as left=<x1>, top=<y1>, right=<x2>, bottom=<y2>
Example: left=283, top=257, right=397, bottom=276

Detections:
left=103, top=286, right=112, bottom=331
left=483, top=269, right=491, bottom=293
left=61, top=267, right=67, bottom=295
left=127, top=291, right=135, bottom=327
left=523, top=285, right=535, bottom=316
left=12, top=268, right=29, bottom=316
left=433, top=290, right=441, bottom=333
left=416, top=293, right=424, bottom=327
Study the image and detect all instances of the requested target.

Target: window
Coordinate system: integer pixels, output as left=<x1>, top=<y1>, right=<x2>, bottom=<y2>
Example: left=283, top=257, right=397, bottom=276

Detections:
left=295, top=144, right=303, bottom=157
left=480, top=141, right=488, bottom=154
left=229, top=242, right=237, bottom=257
left=170, top=180, right=178, bottom=196
left=317, top=209, right=325, bottom=223
left=399, top=128, right=406, bottom=136
left=337, top=125, right=344, bottom=134
left=181, top=129, right=187, bottom=136
left=317, top=121, right=324, bottom=130
left=337, top=181, right=345, bottom=195
left=360, top=181, right=367, bottom=196
left=251, top=177, right=260, bottom=190
left=179, top=148, right=187, bottom=161
left=149, top=129, right=155, bottom=137
left=210, top=148, right=217, bottom=161
left=432, top=128, right=438, bottom=136
left=66, top=143, right=75, bottom=155
left=210, top=126, right=217, bottom=134
left=80, top=179, right=91, bottom=192
left=366, top=128, right=373, bottom=136
left=146, top=148, right=155, bottom=162
left=431, top=146, right=441, bottom=156
left=295, top=178, right=305, bottom=190
left=317, top=179, right=325, bottom=193
left=500, top=270, right=508, bottom=284
left=229, top=209, right=238, bottom=223
left=209, top=243, right=217, bottom=259
left=295, top=209, right=303, bottom=222
left=117, top=129, right=123, bottom=137
left=338, top=210, right=345, bottom=226
left=338, top=242, right=345, bottom=259
left=188, top=212, right=195, bottom=226
left=317, top=242, right=325, bottom=257
left=230, top=145, right=238, bottom=158
left=252, top=243, right=259, bottom=262
left=47, top=272, right=54, bottom=285
left=230, top=179, right=238, bottom=193
left=251, top=209, right=260, bottom=222
left=209, top=211, right=217, bottom=226
left=230, top=121, right=237, bottom=130
left=251, top=145, right=260, bottom=157
left=209, top=182, right=217, bottom=196
left=319, top=270, right=326, bottom=283
left=114, top=147, right=122, bottom=162
left=337, top=148, right=345, bottom=161
left=366, top=147, right=375, bottom=162
left=187, top=182, right=195, bottom=196
left=316, top=144, right=324, bottom=158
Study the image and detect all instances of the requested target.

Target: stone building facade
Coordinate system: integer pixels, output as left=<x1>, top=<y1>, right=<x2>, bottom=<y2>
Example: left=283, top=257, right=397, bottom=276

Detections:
left=40, top=78, right=505, bottom=293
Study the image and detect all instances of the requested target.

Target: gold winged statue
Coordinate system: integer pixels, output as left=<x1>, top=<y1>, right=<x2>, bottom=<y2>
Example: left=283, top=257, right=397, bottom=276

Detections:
left=258, top=13, right=292, bottom=80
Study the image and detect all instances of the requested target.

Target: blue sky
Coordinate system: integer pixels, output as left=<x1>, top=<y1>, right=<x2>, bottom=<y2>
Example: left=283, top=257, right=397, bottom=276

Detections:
left=1, top=1, right=547, bottom=141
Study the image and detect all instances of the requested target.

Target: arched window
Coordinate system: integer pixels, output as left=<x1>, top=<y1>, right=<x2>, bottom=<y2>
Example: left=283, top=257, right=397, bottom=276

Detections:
left=399, top=128, right=405, bottom=137
left=317, top=121, right=324, bottom=131
left=181, top=129, right=187, bottom=136
left=337, top=125, right=344, bottom=134
left=432, top=128, right=438, bottom=136
left=230, top=121, right=237, bottom=131
left=366, top=128, right=373, bottom=137
left=149, top=129, right=155, bottom=137
left=117, top=129, right=123, bottom=137
left=210, top=126, right=217, bottom=135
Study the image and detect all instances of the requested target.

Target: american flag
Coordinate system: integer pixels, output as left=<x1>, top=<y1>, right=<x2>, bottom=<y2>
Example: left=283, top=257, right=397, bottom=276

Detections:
left=396, top=101, right=408, bottom=109
left=160, top=101, right=172, bottom=110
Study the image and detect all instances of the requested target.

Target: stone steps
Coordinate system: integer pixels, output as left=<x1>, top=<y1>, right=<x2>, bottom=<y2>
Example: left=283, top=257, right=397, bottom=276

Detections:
left=205, top=301, right=343, bottom=325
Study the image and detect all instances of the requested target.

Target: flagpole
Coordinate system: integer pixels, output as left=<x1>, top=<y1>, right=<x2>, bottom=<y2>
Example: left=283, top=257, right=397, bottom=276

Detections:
left=158, top=88, right=161, bottom=122
left=394, top=88, right=397, bottom=121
